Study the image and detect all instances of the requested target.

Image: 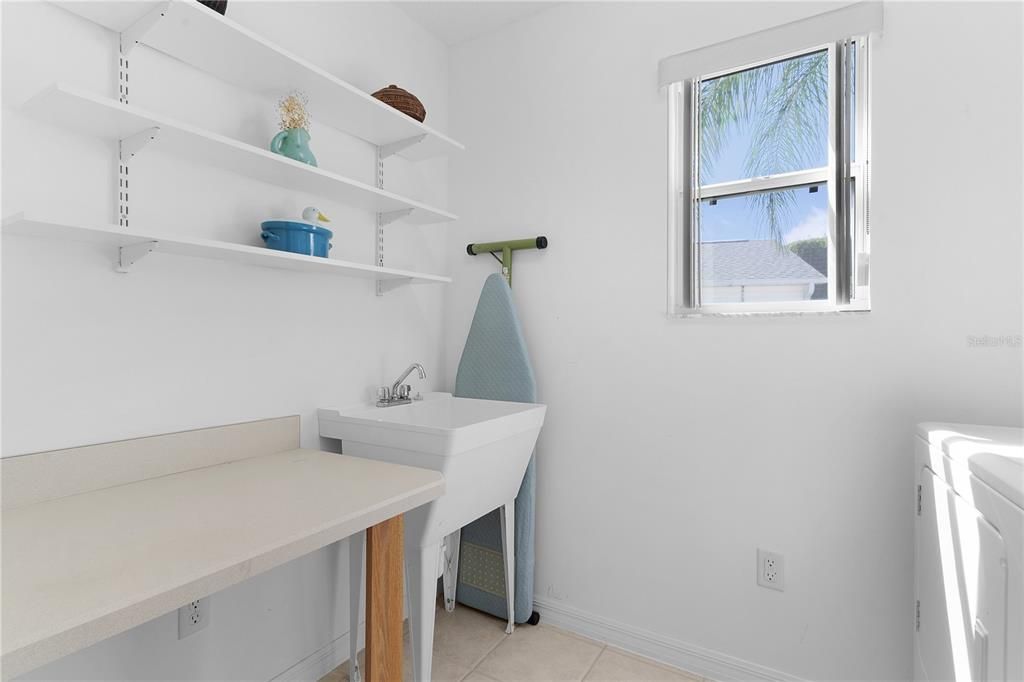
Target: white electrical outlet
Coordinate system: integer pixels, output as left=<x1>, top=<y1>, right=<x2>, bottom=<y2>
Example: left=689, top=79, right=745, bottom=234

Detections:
left=178, top=598, right=210, bottom=639
left=757, top=549, right=785, bottom=591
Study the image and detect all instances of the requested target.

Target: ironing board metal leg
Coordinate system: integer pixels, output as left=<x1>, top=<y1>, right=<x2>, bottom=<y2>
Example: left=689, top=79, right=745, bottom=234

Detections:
left=442, top=530, right=461, bottom=613
left=349, top=530, right=365, bottom=682
left=500, top=501, right=516, bottom=634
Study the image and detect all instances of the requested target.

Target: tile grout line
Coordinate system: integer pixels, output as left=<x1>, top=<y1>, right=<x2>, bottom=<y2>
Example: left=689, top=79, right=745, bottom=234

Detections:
left=577, top=643, right=608, bottom=681
left=604, top=645, right=706, bottom=681
left=542, top=623, right=608, bottom=682
left=464, top=671, right=502, bottom=682
left=460, top=625, right=511, bottom=681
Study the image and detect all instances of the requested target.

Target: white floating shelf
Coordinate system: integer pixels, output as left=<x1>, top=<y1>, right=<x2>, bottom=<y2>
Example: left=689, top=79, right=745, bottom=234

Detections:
left=26, top=85, right=456, bottom=226
left=51, top=0, right=463, bottom=161
left=3, top=214, right=452, bottom=286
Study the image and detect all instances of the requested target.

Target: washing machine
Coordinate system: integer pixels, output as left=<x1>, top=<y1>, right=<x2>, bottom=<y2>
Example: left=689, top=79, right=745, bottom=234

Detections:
left=914, top=423, right=1024, bottom=682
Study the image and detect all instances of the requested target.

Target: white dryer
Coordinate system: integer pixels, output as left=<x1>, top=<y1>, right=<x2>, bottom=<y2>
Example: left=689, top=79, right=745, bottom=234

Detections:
left=914, top=423, right=1023, bottom=682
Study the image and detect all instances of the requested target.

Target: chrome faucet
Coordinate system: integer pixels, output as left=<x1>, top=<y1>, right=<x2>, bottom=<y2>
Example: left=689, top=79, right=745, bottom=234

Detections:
left=377, top=363, right=427, bottom=407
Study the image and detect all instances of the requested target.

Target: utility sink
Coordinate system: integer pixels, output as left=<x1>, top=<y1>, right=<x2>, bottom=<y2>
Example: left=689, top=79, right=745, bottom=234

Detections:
left=318, top=394, right=546, bottom=682
left=318, top=395, right=545, bottom=546
left=319, top=394, right=544, bottom=452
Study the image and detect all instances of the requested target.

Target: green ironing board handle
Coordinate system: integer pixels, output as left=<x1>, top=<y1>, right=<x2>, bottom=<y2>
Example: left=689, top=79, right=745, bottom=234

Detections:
left=465, top=237, right=548, bottom=286
left=466, top=237, right=547, bottom=255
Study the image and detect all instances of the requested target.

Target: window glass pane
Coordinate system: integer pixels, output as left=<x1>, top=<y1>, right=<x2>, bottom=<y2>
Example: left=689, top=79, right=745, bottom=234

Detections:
left=699, top=186, right=829, bottom=303
left=699, top=49, right=829, bottom=186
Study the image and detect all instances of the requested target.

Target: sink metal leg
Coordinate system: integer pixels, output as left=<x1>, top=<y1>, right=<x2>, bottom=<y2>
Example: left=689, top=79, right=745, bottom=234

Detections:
left=408, top=542, right=440, bottom=682
left=441, top=530, right=461, bottom=613
left=349, top=530, right=364, bottom=682
left=500, top=501, right=516, bottom=635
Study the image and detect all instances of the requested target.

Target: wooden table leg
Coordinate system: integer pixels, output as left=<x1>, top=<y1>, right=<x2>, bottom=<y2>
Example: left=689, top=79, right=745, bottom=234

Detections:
left=365, top=515, right=404, bottom=682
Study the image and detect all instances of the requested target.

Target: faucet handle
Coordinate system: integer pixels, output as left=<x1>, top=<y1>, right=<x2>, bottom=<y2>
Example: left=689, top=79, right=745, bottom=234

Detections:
left=377, top=386, right=391, bottom=402
left=397, top=384, right=412, bottom=399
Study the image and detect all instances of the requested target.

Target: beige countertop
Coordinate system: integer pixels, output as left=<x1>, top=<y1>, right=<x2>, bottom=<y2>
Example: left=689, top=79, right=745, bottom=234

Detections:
left=1, top=448, right=444, bottom=679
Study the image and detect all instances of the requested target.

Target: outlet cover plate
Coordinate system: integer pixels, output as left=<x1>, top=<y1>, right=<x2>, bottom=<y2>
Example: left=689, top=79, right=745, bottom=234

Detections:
left=178, top=598, right=209, bottom=639
left=757, top=549, right=784, bottom=591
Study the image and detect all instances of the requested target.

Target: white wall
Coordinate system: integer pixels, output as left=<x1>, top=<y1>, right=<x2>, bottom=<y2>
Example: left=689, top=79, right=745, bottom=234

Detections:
left=446, top=2, right=1024, bottom=680
left=2, top=1, right=450, bottom=678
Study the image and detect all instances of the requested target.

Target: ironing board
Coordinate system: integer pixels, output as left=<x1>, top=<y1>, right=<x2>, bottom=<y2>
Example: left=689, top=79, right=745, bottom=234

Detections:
left=448, top=273, right=539, bottom=624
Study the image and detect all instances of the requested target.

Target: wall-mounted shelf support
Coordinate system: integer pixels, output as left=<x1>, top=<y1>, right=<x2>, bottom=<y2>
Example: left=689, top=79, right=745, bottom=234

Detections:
left=120, top=126, right=160, bottom=160
left=117, top=240, right=159, bottom=273
left=118, top=52, right=129, bottom=105
left=119, top=2, right=169, bottom=56
left=375, top=278, right=403, bottom=296
left=375, top=147, right=386, bottom=296
left=378, top=208, right=413, bottom=226
left=116, top=0, right=166, bottom=227
left=372, top=134, right=425, bottom=295
left=378, top=135, right=427, bottom=160
left=117, top=127, right=159, bottom=228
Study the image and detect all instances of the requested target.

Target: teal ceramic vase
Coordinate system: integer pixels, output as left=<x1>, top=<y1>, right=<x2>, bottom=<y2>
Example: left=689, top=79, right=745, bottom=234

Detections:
left=270, top=128, right=317, bottom=167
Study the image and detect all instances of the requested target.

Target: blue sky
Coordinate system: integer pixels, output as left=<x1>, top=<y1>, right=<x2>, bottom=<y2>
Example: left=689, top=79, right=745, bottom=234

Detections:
left=698, top=53, right=830, bottom=245
left=699, top=185, right=828, bottom=244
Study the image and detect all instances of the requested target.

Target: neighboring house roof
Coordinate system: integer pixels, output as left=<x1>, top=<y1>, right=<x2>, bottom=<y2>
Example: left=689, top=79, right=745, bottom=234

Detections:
left=701, top=240, right=828, bottom=286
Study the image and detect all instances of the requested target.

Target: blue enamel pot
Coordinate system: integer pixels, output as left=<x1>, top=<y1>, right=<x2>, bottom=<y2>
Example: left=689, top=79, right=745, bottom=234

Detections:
left=260, top=220, right=333, bottom=258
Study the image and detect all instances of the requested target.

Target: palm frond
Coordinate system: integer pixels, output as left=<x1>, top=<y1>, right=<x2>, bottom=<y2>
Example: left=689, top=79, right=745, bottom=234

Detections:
left=747, top=188, right=798, bottom=244
left=742, top=54, right=826, bottom=240
left=698, top=51, right=828, bottom=244
left=699, top=76, right=741, bottom=179
left=745, top=52, right=828, bottom=179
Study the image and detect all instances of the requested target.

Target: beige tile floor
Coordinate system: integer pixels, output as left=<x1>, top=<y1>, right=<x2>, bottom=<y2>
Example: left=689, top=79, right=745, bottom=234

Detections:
left=320, top=603, right=705, bottom=682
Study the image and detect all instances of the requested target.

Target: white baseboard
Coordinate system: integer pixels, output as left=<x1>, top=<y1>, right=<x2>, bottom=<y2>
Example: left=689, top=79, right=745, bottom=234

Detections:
left=533, top=598, right=807, bottom=682
left=271, top=624, right=363, bottom=682
left=270, top=602, right=806, bottom=682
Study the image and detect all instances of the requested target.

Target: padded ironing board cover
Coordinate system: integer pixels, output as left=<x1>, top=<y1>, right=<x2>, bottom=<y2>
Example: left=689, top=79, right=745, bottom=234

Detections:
left=453, top=273, right=537, bottom=623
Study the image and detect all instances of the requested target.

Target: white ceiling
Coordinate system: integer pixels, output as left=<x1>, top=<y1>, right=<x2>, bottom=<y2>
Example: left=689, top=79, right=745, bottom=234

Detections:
left=395, top=2, right=558, bottom=46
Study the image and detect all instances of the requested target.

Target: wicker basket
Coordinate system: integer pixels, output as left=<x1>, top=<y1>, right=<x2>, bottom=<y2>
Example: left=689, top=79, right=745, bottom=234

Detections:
left=372, top=85, right=426, bottom=122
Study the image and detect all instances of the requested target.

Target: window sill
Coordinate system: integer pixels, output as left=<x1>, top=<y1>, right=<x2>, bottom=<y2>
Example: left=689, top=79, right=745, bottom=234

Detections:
left=668, top=302, right=871, bottom=319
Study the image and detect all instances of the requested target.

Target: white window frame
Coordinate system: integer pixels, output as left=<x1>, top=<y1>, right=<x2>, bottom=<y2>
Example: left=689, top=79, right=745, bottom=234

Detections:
left=667, top=36, right=871, bottom=316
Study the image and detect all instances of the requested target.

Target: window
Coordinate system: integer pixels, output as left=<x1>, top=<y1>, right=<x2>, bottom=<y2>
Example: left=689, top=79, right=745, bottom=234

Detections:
left=664, top=14, right=875, bottom=315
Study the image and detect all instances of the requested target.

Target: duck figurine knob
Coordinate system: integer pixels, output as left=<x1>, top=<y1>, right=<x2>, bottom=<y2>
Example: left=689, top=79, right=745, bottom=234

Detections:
left=261, top=207, right=334, bottom=258
left=302, top=206, right=331, bottom=225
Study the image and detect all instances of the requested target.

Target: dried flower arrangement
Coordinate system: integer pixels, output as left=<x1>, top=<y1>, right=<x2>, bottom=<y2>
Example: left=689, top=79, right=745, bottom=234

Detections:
left=278, top=91, right=311, bottom=131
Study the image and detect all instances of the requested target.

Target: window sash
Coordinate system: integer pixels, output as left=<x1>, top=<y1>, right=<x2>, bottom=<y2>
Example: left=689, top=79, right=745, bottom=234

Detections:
left=670, top=38, right=867, bottom=315
left=695, top=162, right=863, bottom=201
left=853, top=35, right=871, bottom=303
left=832, top=39, right=853, bottom=305
left=697, top=167, right=829, bottom=201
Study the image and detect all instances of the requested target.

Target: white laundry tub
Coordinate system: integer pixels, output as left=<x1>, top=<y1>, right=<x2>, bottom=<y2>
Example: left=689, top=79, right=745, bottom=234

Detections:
left=318, top=395, right=546, bottom=681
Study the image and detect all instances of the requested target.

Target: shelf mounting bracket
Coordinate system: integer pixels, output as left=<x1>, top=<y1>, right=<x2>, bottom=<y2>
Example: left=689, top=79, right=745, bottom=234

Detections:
left=376, top=278, right=407, bottom=295
left=378, top=208, right=413, bottom=226
left=373, top=138, right=416, bottom=295
left=378, top=135, right=427, bottom=160
left=119, top=1, right=170, bottom=55
left=116, top=240, right=159, bottom=273
left=117, top=127, right=159, bottom=228
left=120, top=127, right=161, bottom=160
